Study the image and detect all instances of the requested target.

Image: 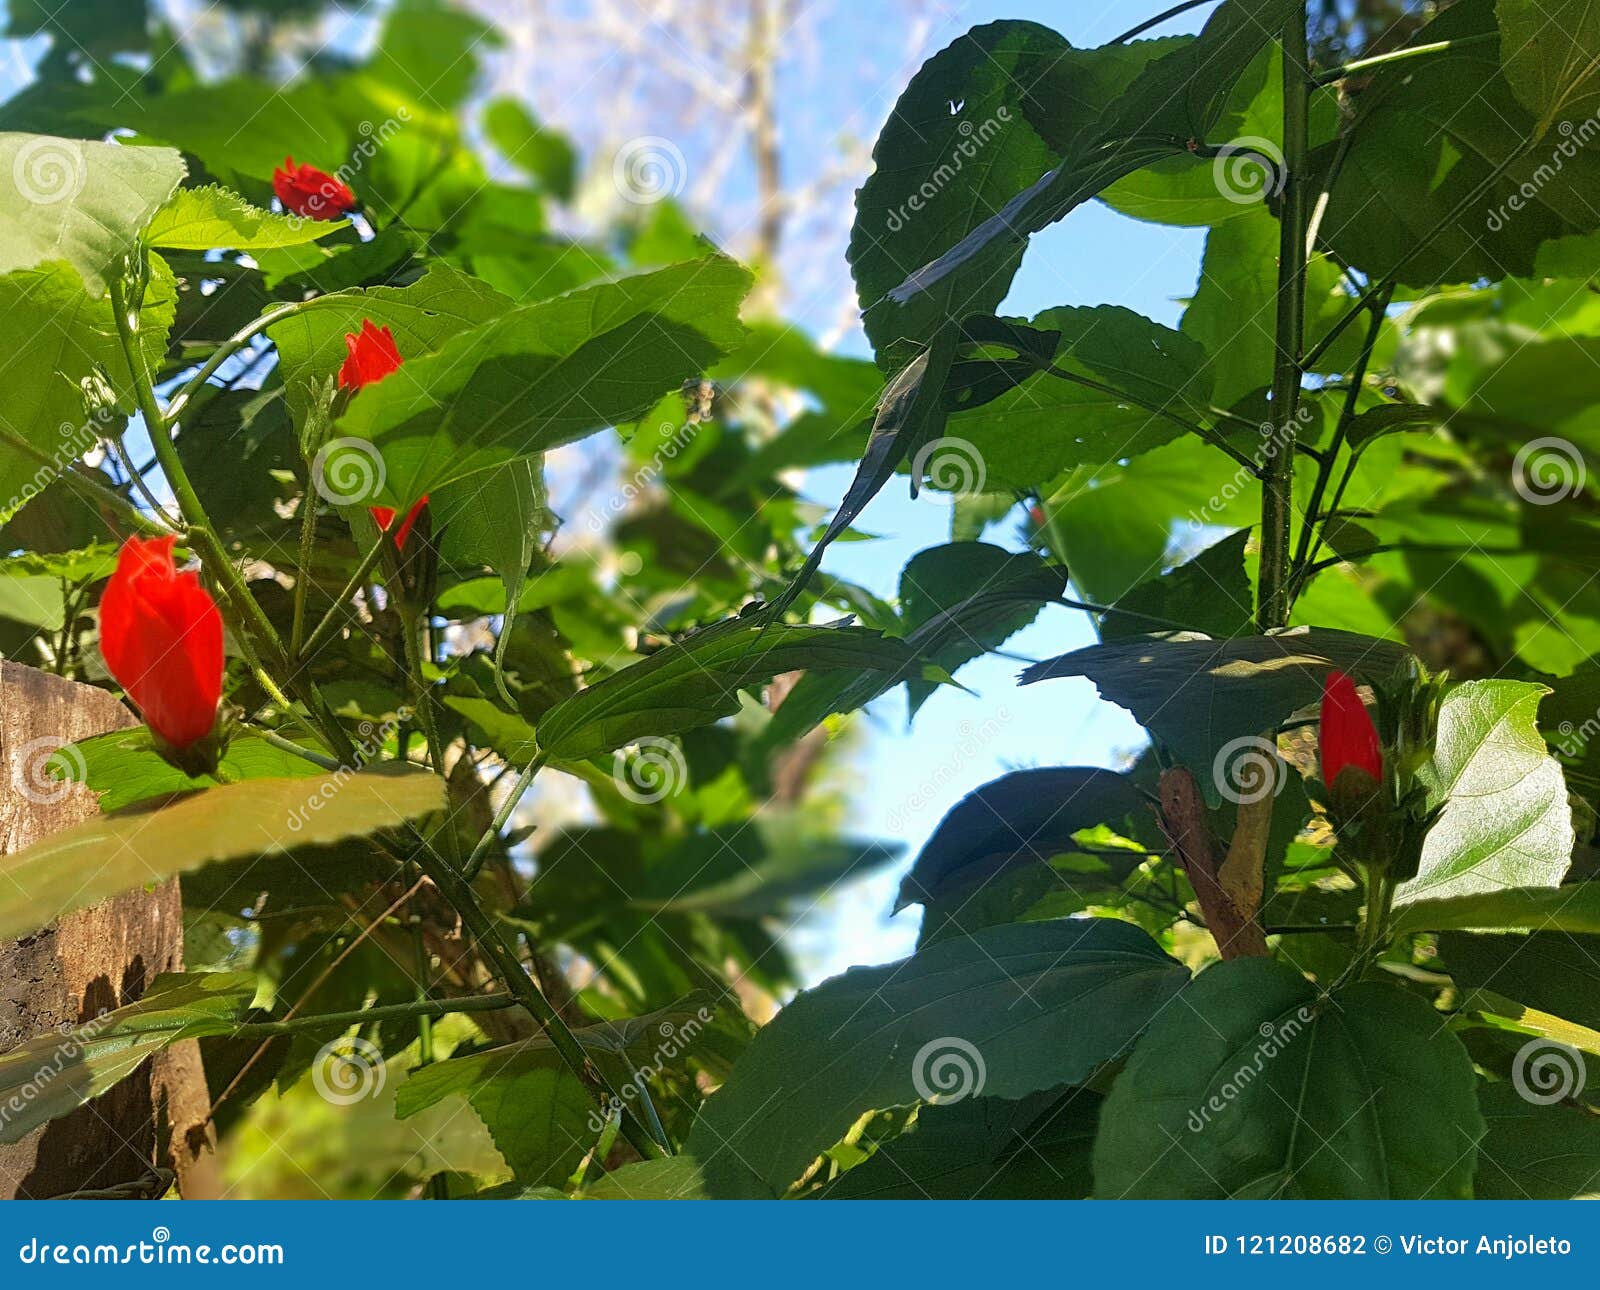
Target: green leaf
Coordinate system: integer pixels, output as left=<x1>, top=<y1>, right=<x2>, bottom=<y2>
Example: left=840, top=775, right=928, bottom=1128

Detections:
left=0, top=133, right=183, bottom=296
left=1100, top=529, right=1254, bottom=640
left=1183, top=206, right=1370, bottom=406
left=1021, top=627, right=1412, bottom=795
left=895, top=767, right=1145, bottom=911
left=945, top=305, right=1206, bottom=489
left=142, top=183, right=346, bottom=250
left=0, top=972, right=255, bottom=1144
left=265, top=264, right=514, bottom=443
left=334, top=256, right=752, bottom=506
left=397, top=998, right=711, bottom=1185
left=483, top=99, right=577, bottom=200
left=1394, top=884, right=1600, bottom=935
left=536, top=618, right=914, bottom=761
left=769, top=326, right=957, bottom=620
left=55, top=727, right=324, bottom=813
left=1318, top=0, right=1600, bottom=286
left=821, top=1089, right=1103, bottom=1199
left=434, top=457, right=552, bottom=695
left=1094, top=958, right=1484, bottom=1198
left=897, top=542, right=1062, bottom=713
left=848, top=21, right=1066, bottom=355
left=1474, top=1083, right=1600, bottom=1199
left=1400, top=680, right=1574, bottom=903
left=1443, top=930, right=1600, bottom=1032
left=1497, top=0, right=1600, bottom=135
left=1102, top=0, right=1295, bottom=144
left=0, top=768, right=443, bottom=943
left=632, top=829, right=901, bottom=917
left=443, top=696, right=540, bottom=766
left=1097, top=39, right=1274, bottom=226
left=686, top=918, right=1188, bottom=1197
left=0, top=255, right=176, bottom=523
left=580, top=1157, right=709, bottom=1200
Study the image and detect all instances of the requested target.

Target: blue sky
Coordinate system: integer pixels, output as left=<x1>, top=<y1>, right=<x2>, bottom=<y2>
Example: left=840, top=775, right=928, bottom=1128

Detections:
left=785, top=1, right=1214, bottom=979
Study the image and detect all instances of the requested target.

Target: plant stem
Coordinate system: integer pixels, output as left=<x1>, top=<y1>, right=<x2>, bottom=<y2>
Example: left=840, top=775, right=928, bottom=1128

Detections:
left=1287, top=285, right=1393, bottom=605
left=230, top=992, right=515, bottom=1038
left=1312, top=32, right=1497, bottom=85
left=298, top=533, right=390, bottom=662
left=1110, top=0, right=1213, bottom=44
left=161, top=300, right=313, bottom=427
left=248, top=725, right=343, bottom=771
left=0, top=425, right=170, bottom=536
left=110, top=274, right=357, bottom=765
left=398, top=832, right=664, bottom=1161
left=289, top=495, right=320, bottom=658
left=1258, top=5, right=1310, bottom=633
left=463, top=753, right=546, bottom=881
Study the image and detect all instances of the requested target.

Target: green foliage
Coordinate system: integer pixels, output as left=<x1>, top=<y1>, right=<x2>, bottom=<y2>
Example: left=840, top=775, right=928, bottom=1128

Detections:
left=3, top=0, right=1599, bottom=1201
left=1094, top=958, right=1484, bottom=1198
left=687, top=919, right=1187, bottom=1197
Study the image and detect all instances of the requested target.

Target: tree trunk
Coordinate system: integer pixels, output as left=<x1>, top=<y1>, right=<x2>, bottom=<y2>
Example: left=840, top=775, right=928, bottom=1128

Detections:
left=0, top=661, right=218, bottom=1199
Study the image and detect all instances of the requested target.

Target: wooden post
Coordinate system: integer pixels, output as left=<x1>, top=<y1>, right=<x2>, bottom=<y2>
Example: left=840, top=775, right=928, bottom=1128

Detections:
left=0, top=661, right=218, bottom=1199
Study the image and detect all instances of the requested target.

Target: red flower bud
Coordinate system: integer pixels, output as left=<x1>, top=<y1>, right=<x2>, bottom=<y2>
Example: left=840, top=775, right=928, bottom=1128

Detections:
left=1320, top=669, right=1382, bottom=786
left=272, top=156, right=355, bottom=220
left=99, top=536, right=224, bottom=751
left=372, top=496, right=430, bottom=552
left=338, top=319, right=402, bottom=391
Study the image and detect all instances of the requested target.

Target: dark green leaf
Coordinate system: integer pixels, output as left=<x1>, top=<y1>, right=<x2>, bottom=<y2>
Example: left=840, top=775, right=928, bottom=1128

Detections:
left=1094, top=958, right=1483, bottom=1198
left=1021, top=627, right=1412, bottom=794
left=537, top=618, right=914, bottom=761
left=686, top=918, right=1188, bottom=1197
left=1101, top=529, right=1254, bottom=640
left=896, top=766, right=1145, bottom=910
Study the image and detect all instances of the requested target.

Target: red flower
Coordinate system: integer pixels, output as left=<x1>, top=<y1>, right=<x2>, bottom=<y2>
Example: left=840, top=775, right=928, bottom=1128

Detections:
left=99, top=536, right=224, bottom=751
left=338, top=320, right=402, bottom=391
left=1320, top=670, right=1382, bottom=785
left=272, top=156, right=355, bottom=220
left=372, top=496, right=430, bottom=551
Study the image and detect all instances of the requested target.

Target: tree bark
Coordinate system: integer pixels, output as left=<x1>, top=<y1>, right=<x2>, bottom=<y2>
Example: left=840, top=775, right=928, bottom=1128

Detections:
left=0, top=661, right=218, bottom=1199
